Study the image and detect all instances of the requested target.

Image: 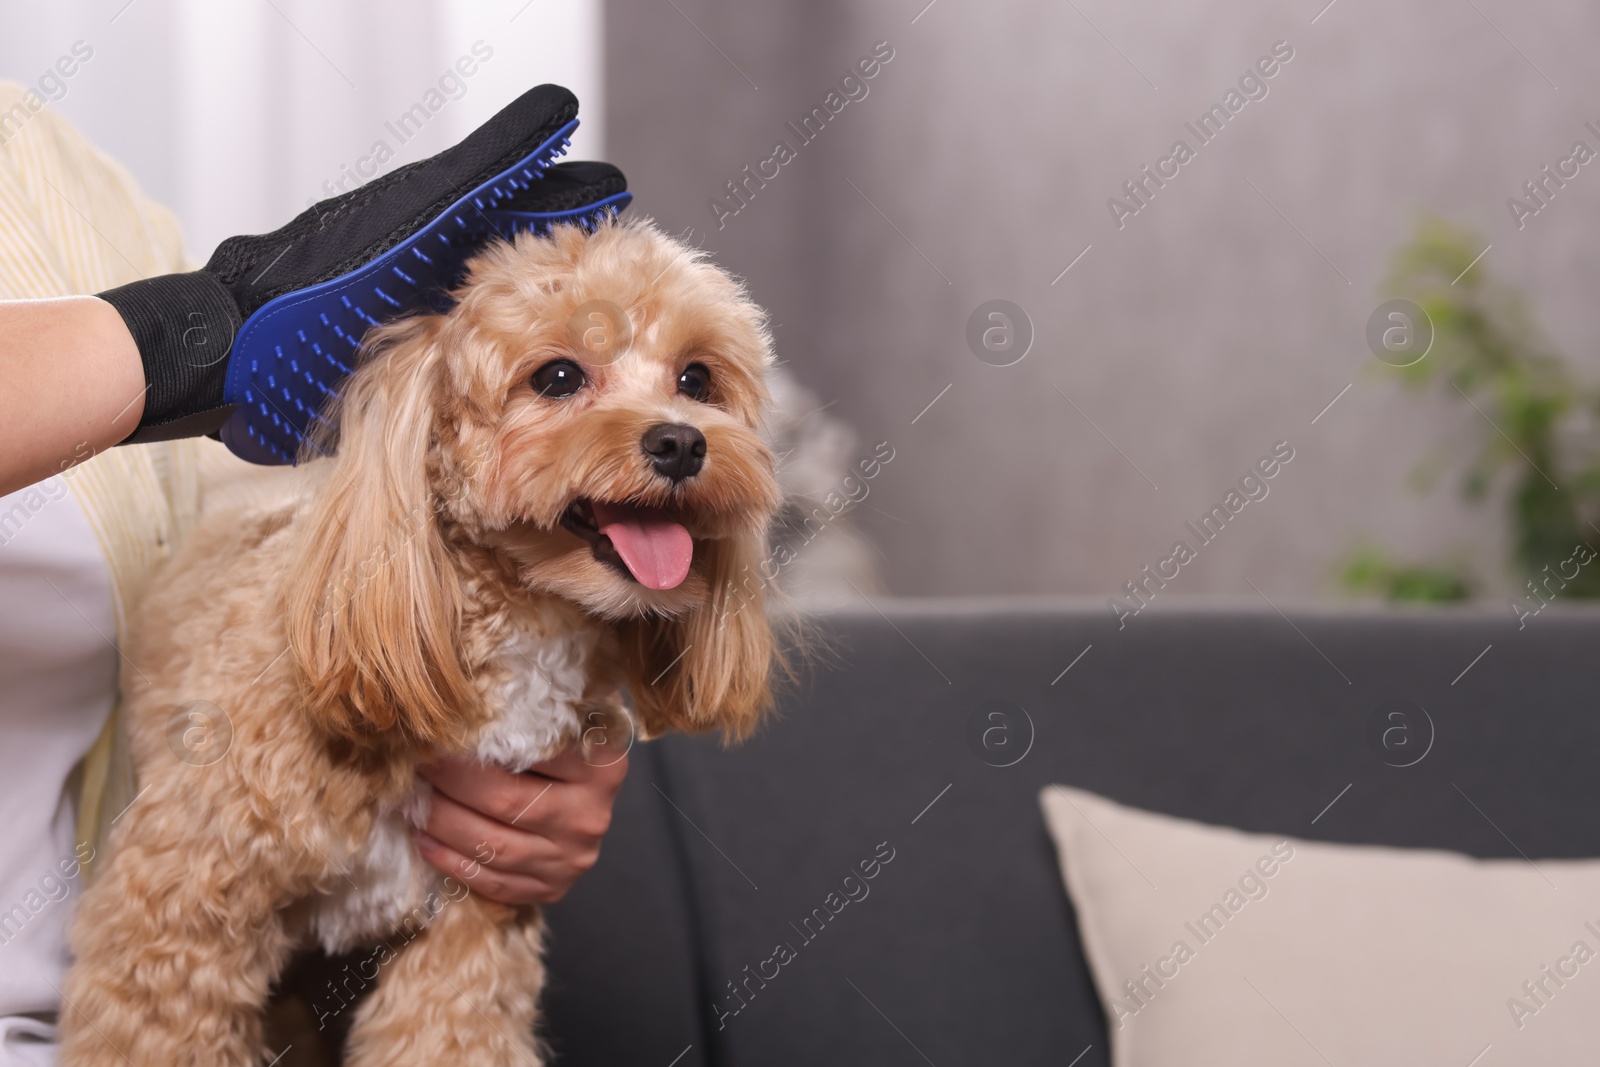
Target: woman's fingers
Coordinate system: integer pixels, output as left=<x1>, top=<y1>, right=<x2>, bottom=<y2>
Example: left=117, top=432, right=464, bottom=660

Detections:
left=418, top=758, right=553, bottom=829
left=414, top=746, right=629, bottom=905
left=415, top=830, right=559, bottom=907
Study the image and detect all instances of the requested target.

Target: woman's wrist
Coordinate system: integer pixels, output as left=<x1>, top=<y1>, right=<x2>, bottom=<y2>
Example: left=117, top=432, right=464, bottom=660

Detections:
left=0, top=296, right=144, bottom=496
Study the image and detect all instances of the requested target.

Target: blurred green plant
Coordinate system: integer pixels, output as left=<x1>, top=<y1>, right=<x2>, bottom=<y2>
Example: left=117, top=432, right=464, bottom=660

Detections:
left=1340, top=546, right=1473, bottom=603
left=1346, top=216, right=1600, bottom=602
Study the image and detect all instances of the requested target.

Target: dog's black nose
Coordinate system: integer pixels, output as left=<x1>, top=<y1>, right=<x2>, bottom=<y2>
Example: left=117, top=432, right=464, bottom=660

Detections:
left=641, top=423, right=706, bottom=482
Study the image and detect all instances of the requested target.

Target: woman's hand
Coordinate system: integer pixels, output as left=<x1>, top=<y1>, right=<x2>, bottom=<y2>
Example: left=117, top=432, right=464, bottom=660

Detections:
left=416, top=744, right=628, bottom=906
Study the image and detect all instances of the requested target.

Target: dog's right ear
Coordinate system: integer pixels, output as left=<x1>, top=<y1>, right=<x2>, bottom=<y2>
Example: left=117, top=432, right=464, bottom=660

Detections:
left=283, top=313, right=473, bottom=750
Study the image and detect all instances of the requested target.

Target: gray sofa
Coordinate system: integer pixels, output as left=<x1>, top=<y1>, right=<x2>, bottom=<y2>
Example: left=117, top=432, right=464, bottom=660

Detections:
left=539, top=599, right=1600, bottom=1066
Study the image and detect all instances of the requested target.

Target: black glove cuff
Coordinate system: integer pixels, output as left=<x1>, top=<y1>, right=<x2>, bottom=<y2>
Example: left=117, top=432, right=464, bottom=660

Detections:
left=98, top=271, right=243, bottom=443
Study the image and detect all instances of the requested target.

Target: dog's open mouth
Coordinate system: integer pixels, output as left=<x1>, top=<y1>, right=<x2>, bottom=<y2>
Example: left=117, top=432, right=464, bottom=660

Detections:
left=560, top=500, right=695, bottom=590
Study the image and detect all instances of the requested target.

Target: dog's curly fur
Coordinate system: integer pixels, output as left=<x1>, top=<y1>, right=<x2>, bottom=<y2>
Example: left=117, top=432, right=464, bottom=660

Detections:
left=59, top=219, right=782, bottom=1066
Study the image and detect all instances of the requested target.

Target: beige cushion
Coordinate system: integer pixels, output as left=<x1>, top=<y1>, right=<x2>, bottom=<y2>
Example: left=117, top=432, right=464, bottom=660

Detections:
left=1040, top=786, right=1600, bottom=1066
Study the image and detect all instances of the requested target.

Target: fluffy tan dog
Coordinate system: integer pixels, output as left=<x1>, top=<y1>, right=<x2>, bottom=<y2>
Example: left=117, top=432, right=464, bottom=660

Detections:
left=59, top=218, right=781, bottom=1066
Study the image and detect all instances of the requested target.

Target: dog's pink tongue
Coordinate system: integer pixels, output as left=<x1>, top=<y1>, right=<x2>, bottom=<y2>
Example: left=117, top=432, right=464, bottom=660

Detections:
left=592, top=503, right=693, bottom=590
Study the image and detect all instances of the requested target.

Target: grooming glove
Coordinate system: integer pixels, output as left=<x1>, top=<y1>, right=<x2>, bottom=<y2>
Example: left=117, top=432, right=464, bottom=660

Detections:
left=100, top=83, right=629, bottom=462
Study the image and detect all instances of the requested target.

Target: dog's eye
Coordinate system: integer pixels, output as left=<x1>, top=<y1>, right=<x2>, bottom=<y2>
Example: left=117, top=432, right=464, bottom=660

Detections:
left=677, top=362, right=713, bottom=402
left=532, top=359, right=585, bottom=399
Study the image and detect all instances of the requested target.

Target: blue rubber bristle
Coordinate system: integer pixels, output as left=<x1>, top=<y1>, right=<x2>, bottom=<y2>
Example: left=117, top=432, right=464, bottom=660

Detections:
left=339, top=295, right=378, bottom=328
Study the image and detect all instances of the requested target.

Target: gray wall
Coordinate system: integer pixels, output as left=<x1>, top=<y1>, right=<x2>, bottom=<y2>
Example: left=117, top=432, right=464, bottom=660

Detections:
left=607, top=0, right=1600, bottom=601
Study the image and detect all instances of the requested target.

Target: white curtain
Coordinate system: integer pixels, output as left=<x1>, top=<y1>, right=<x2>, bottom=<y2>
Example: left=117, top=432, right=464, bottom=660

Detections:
left=0, top=0, right=603, bottom=261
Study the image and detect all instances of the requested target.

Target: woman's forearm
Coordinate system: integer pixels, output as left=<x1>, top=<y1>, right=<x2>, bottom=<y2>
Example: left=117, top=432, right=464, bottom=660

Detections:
left=0, top=296, right=145, bottom=496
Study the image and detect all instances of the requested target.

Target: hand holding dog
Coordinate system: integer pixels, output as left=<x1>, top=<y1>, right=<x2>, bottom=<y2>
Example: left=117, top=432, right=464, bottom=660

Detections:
left=417, top=745, right=628, bottom=906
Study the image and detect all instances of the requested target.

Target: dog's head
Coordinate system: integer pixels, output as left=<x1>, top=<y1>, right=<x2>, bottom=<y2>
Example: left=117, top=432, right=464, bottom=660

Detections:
left=285, top=219, right=781, bottom=750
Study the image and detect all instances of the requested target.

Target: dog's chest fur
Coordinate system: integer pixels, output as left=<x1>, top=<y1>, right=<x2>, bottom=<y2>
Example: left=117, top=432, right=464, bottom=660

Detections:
left=307, top=624, right=594, bottom=954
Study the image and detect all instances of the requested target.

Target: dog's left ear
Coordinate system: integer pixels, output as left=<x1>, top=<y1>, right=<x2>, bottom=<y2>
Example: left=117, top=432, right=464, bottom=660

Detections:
left=283, top=313, right=474, bottom=750
left=620, top=529, right=774, bottom=741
